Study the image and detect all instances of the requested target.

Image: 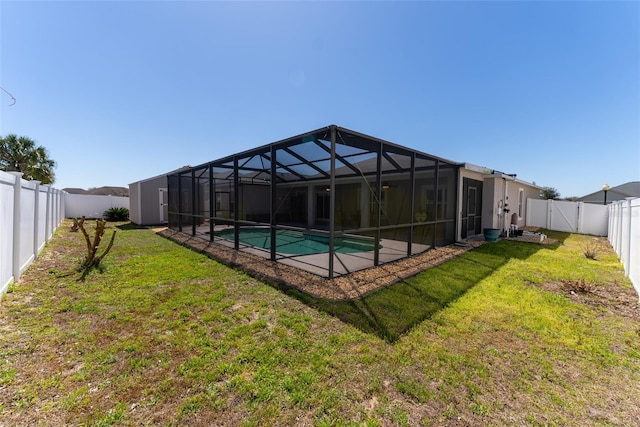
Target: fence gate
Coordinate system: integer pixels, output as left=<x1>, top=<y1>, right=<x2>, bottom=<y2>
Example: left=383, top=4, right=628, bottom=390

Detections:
left=550, top=200, right=579, bottom=232
left=526, top=199, right=608, bottom=236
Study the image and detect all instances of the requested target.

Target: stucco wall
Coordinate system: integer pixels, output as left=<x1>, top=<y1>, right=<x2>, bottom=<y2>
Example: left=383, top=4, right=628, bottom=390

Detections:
left=458, top=166, right=542, bottom=239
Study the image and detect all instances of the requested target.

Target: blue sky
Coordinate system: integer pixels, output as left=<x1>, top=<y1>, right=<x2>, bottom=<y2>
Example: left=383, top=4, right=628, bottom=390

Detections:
left=1, top=1, right=638, bottom=198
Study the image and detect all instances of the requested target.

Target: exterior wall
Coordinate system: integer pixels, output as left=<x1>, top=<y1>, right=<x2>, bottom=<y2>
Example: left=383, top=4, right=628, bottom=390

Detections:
left=129, top=175, right=167, bottom=226
left=129, top=182, right=141, bottom=224
left=482, top=178, right=500, bottom=230
left=514, top=184, right=542, bottom=227
left=494, top=178, right=541, bottom=232
left=458, top=166, right=542, bottom=239
left=141, top=176, right=167, bottom=225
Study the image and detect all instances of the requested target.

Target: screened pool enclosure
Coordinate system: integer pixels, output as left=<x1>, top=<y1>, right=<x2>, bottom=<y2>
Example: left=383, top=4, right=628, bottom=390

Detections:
left=168, top=125, right=459, bottom=278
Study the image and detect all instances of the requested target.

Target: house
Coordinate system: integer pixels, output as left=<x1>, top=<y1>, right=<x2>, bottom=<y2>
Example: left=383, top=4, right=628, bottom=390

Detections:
left=459, top=164, right=541, bottom=238
left=164, top=125, right=541, bottom=278
left=578, top=181, right=640, bottom=205
left=129, top=167, right=190, bottom=226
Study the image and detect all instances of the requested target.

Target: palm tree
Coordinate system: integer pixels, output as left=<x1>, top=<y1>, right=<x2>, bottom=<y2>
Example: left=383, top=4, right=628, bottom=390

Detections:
left=0, top=134, right=56, bottom=184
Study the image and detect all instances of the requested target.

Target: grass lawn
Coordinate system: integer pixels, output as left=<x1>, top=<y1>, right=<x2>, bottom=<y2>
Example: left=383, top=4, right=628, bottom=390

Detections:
left=1, top=221, right=639, bottom=426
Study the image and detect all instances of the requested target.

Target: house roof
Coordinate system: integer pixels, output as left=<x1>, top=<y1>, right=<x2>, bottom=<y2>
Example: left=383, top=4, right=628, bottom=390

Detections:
left=577, top=181, right=640, bottom=204
left=462, top=163, right=541, bottom=189
left=63, top=186, right=129, bottom=196
left=129, top=166, right=192, bottom=186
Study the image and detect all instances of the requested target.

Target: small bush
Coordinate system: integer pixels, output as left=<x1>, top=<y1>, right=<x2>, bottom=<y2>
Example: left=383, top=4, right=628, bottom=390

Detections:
left=104, top=207, right=129, bottom=221
left=561, top=279, right=596, bottom=294
left=581, top=241, right=599, bottom=260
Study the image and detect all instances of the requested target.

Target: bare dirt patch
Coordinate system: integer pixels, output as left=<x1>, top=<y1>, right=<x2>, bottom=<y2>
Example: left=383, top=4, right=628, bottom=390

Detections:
left=537, top=278, right=640, bottom=321
left=157, top=229, right=480, bottom=300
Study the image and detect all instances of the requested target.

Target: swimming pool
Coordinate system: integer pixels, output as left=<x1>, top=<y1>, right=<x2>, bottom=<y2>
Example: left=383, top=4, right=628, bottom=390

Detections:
left=213, top=227, right=377, bottom=255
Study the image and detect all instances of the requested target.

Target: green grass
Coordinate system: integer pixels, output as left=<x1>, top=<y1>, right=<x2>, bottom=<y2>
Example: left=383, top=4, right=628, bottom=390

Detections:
left=286, top=238, right=553, bottom=341
left=1, top=222, right=638, bottom=426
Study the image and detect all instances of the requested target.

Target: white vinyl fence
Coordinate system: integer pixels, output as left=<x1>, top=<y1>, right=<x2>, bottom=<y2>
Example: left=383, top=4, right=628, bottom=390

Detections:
left=608, top=198, right=639, bottom=301
left=65, top=193, right=129, bottom=219
left=1, top=171, right=65, bottom=296
left=526, top=199, right=608, bottom=236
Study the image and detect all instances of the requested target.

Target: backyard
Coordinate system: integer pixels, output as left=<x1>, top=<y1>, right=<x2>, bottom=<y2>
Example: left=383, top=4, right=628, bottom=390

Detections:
left=1, top=220, right=639, bottom=426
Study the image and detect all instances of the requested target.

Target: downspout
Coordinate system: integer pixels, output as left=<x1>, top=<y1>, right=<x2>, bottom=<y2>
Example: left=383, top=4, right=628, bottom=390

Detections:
left=502, top=174, right=517, bottom=233
left=503, top=177, right=508, bottom=232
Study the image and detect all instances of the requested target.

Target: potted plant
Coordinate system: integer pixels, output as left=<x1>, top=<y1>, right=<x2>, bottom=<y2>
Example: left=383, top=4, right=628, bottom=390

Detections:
left=483, top=228, right=501, bottom=242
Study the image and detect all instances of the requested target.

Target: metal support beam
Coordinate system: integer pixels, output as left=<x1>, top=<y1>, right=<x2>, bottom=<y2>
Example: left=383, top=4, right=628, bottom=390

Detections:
left=209, top=166, right=214, bottom=241
left=329, top=126, right=336, bottom=279
left=233, top=157, right=240, bottom=250
left=433, top=159, right=440, bottom=248
left=283, top=147, right=330, bottom=178
left=374, top=142, right=382, bottom=266
left=261, top=152, right=307, bottom=181
left=270, top=145, right=277, bottom=261
left=382, top=150, right=404, bottom=172
left=177, top=174, right=182, bottom=232
left=315, top=138, right=362, bottom=176
left=408, top=152, right=416, bottom=256
left=191, top=169, right=196, bottom=236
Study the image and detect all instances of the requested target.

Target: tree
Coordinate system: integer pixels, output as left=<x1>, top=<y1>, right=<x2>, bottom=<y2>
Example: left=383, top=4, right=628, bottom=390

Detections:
left=540, top=186, right=560, bottom=200
left=0, top=134, right=56, bottom=184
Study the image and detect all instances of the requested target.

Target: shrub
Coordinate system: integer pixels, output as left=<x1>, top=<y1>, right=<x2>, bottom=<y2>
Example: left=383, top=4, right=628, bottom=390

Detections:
left=72, top=216, right=117, bottom=279
left=581, top=242, right=599, bottom=260
left=104, top=207, right=129, bottom=221
left=561, top=279, right=595, bottom=294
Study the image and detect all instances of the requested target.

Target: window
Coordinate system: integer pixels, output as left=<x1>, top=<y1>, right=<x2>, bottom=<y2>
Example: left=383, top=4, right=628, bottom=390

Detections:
left=518, top=188, right=524, bottom=218
left=316, top=192, right=330, bottom=221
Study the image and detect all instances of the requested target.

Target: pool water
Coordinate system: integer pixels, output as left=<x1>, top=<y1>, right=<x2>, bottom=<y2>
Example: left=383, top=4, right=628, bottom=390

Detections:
left=214, top=228, right=376, bottom=255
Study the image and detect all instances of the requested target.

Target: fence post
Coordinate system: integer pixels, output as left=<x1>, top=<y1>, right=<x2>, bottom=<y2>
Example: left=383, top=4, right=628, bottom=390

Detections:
left=33, top=181, right=41, bottom=259
left=624, top=198, right=633, bottom=277
left=576, top=202, right=583, bottom=234
left=546, top=199, right=552, bottom=229
left=618, top=201, right=624, bottom=256
left=44, top=186, right=51, bottom=241
left=10, top=172, right=23, bottom=282
left=60, top=190, right=65, bottom=221
left=55, top=190, right=60, bottom=227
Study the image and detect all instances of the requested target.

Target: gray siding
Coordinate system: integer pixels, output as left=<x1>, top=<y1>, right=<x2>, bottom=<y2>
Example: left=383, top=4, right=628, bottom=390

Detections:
left=129, top=175, right=168, bottom=225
